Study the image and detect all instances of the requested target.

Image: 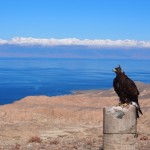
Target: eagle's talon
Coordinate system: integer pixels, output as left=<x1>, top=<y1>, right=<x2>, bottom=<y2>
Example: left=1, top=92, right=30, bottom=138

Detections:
left=116, top=102, right=122, bottom=106
left=119, top=102, right=122, bottom=106
left=122, top=103, right=129, bottom=108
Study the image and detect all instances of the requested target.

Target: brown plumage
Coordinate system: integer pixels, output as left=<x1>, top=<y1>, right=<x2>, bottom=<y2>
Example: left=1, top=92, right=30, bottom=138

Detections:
left=113, top=65, right=143, bottom=118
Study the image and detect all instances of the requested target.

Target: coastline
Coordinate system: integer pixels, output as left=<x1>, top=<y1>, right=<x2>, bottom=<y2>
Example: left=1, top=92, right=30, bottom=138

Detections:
left=0, top=82, right=149, bottom=149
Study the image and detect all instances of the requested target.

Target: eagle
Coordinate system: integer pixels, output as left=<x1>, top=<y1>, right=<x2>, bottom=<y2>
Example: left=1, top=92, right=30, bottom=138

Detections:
left=113, top=65, right=143, bottom=118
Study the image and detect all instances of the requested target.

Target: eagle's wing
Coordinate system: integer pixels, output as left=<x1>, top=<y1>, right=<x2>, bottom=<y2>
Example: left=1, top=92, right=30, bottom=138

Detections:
left=113, top=77, right=120, bottom=96
left=124, top=77, right=139, bottom=96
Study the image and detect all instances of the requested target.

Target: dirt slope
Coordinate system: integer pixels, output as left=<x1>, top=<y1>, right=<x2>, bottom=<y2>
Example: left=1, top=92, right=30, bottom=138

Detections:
left=0, top=82, right=149, bottom=149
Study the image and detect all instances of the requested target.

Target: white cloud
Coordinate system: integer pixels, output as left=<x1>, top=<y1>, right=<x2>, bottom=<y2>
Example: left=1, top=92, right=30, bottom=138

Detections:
left=0, top=39, right=7, bottom=44
left=0, top=37, right=150, bottom=48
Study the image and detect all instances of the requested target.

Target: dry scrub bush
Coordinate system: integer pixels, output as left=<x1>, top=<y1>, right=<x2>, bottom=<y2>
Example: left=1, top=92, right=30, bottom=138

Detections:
left=28, top=136, right=42, bottom=143
left=49, top=139, right=59, bottom=145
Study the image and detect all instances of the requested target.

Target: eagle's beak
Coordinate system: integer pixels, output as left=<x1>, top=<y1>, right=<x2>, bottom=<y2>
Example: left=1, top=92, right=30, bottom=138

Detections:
left=112, top=68, right=117, bottom=72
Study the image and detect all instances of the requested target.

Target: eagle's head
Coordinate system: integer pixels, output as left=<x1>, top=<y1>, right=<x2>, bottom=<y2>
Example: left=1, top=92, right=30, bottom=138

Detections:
left=113, top=65, right=123, bottom=74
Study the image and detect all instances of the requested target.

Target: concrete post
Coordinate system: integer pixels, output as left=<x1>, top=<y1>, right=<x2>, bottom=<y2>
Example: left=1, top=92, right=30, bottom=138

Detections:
left=103, top=105, right=137, bottom=150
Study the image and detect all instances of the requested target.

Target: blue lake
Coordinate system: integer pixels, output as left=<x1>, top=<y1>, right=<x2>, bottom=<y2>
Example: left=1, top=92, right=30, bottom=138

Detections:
left=0, top=58, right=150, bottom=105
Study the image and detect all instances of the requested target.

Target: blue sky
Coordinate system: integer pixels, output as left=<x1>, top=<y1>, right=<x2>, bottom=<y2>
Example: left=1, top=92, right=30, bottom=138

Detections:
left=0, top=0, right=150, bottom=59
left=0, top=0, right=150, bottom=40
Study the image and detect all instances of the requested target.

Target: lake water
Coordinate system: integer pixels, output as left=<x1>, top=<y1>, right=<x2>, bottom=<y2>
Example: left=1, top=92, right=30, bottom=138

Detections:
left=0, top=58, right=150, bottom=105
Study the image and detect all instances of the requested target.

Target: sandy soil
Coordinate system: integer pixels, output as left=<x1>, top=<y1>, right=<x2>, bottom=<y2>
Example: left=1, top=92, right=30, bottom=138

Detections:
left=0, top=82, right=149, bottom=149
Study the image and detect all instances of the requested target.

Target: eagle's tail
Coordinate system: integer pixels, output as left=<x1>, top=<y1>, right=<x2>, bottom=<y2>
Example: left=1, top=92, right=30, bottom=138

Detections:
left=138, top=107, right=143, bottom=115
left=131, top=101, right=143, bottom=118
left=136, top=110, right=139, bottom=118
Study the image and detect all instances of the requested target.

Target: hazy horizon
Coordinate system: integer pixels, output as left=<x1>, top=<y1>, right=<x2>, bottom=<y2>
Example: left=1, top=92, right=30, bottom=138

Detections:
left=0, top=43, right=149, bottom=59
left=1, top=1, right=150, bottom=59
